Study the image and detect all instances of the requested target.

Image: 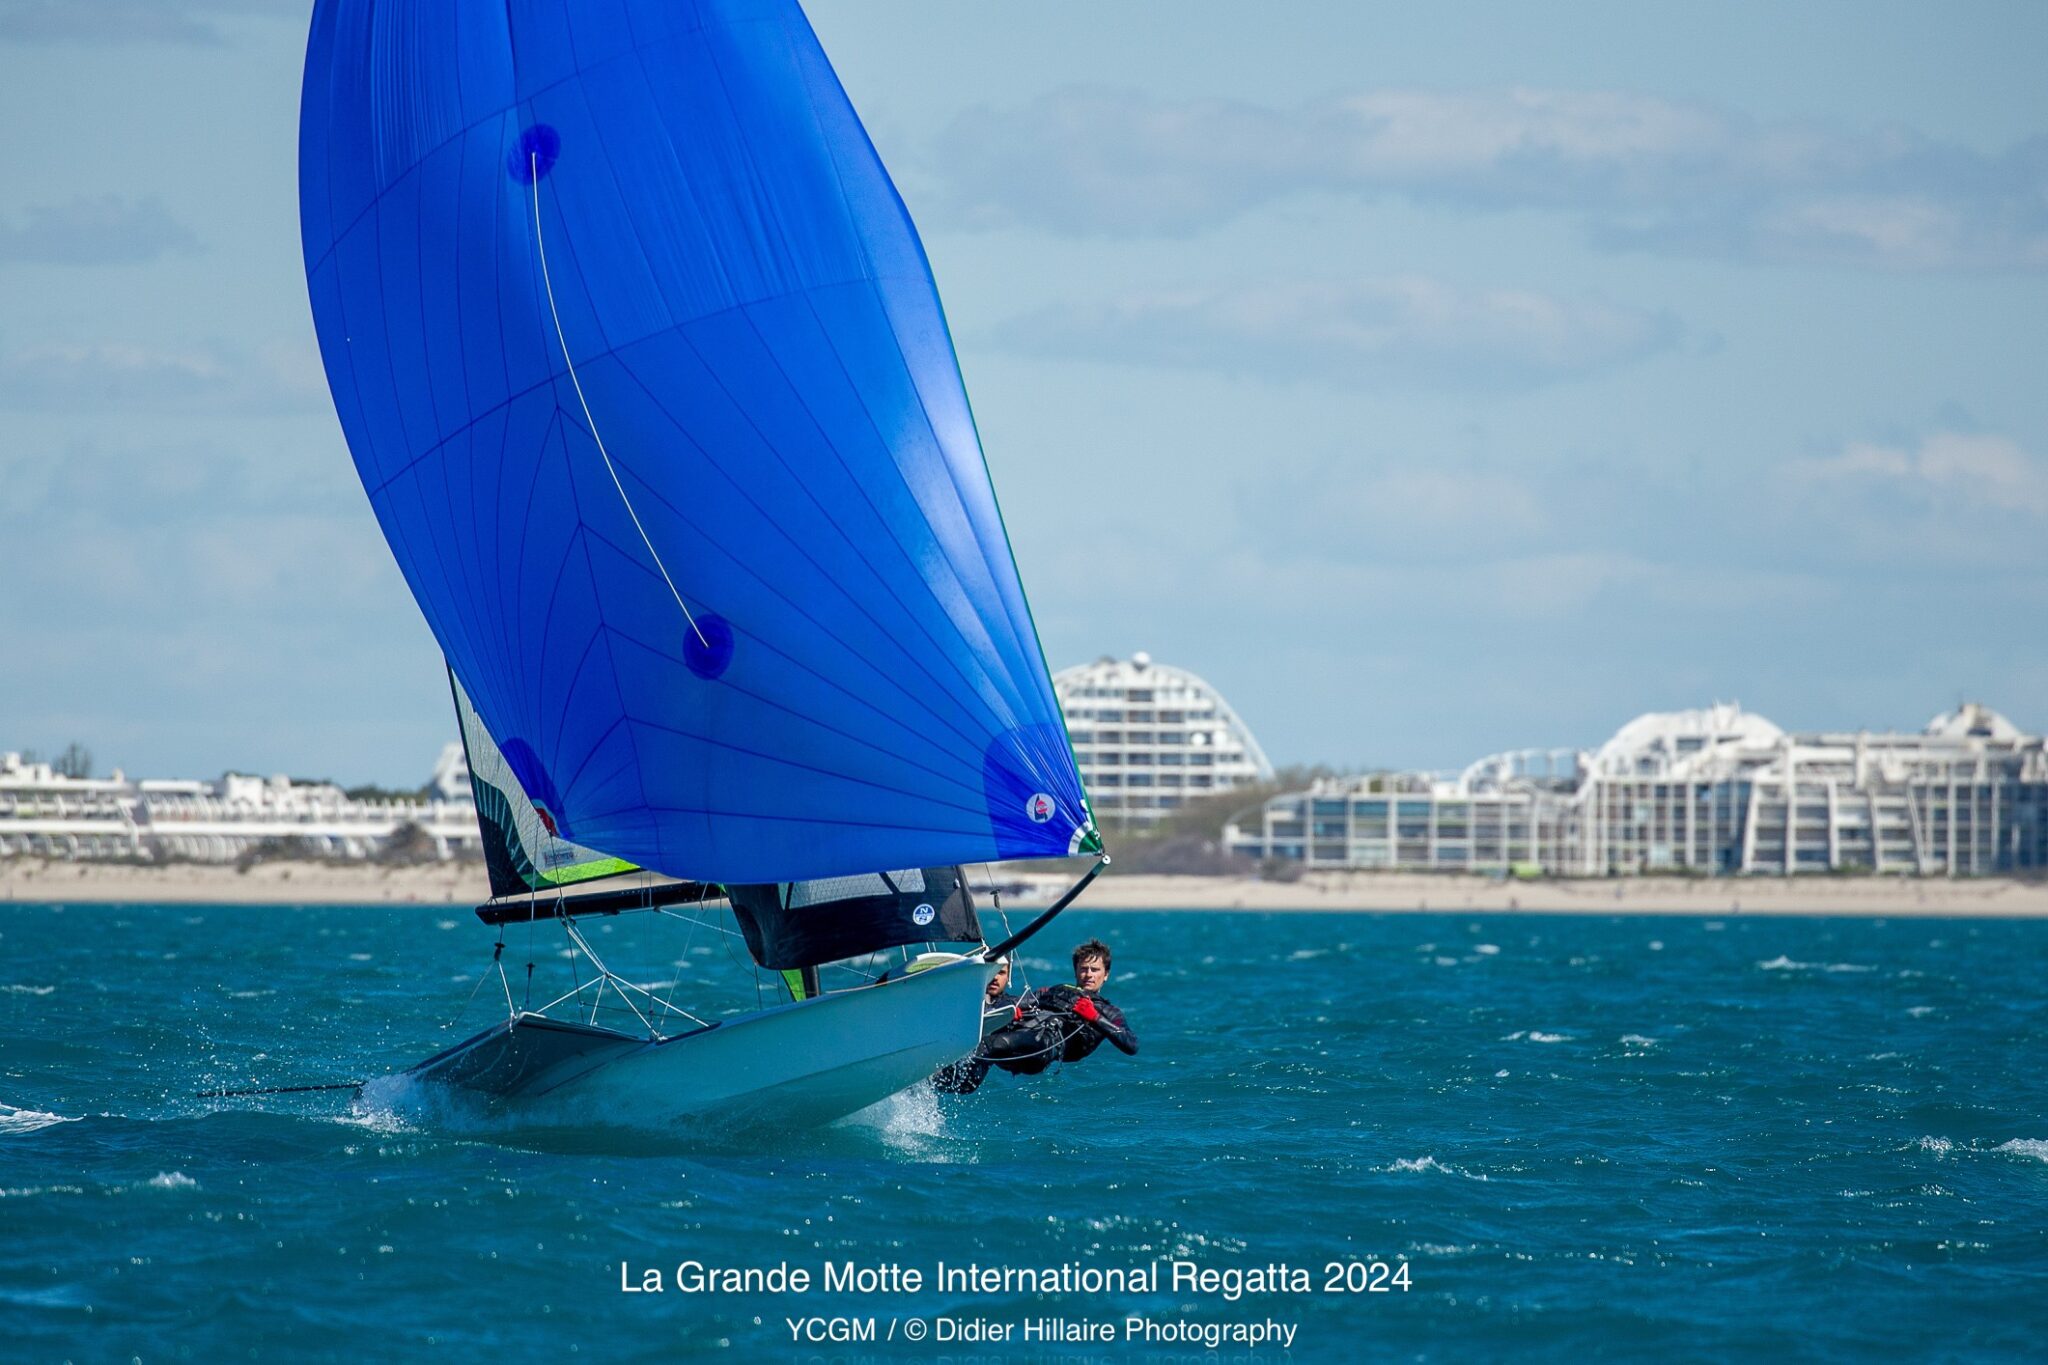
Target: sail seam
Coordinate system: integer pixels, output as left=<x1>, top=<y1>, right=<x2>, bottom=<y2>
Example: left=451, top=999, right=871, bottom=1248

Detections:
left=529, top=151, right=710, bottom=653
left=604, top=344, right=1012, bottom=751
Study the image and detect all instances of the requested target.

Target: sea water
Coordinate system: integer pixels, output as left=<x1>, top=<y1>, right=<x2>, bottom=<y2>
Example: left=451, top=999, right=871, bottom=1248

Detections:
left=3, top=904, right=2046, bottom=1361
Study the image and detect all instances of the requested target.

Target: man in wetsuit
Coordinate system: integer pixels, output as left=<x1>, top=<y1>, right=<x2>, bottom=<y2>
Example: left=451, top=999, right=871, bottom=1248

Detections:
left=979, top=957, right=1019, bottom=1036
left=985, top=957, right=1017, bottom=1011
left=934, top=938, right=1137, bottom=1094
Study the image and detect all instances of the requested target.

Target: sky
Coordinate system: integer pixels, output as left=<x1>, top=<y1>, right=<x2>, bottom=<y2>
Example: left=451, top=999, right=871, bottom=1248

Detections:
left=2, top=0, right=2045, bottom=784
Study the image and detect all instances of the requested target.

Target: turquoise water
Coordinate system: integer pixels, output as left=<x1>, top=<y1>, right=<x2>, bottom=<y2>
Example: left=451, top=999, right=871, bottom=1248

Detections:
left=3, top=903, right=2046, bottom=1362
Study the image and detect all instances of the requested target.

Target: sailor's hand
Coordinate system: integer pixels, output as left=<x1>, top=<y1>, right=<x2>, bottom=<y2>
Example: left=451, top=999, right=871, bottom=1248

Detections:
left=1071, top=994, right=1100, bottom=1023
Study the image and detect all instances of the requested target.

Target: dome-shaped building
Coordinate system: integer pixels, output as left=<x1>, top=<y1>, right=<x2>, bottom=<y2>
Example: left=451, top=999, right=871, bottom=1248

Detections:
left=1924, top=701, right=2022, bottom=741
left=1054, top=653, right=1272, bottom=826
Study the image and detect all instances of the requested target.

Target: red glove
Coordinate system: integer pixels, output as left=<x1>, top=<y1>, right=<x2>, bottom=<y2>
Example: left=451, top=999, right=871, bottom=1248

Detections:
left=1071, top=994, right=1099, bottom=1023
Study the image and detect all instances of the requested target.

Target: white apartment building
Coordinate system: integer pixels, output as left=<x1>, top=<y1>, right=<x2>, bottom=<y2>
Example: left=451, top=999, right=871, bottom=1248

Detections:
left=0, top=746, right=479, bottom=863
left=1055, top=653, right=1272, bottom=826
left=1227, top=702, right=2048, bottom=877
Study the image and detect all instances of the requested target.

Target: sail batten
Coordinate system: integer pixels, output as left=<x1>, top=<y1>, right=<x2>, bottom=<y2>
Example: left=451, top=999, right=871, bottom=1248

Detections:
left=303, top=0, right=1094, bottom=884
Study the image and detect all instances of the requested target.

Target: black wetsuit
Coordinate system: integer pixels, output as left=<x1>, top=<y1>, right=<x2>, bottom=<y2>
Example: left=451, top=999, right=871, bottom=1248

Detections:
left=934, top=984, right=1137, bottom=1094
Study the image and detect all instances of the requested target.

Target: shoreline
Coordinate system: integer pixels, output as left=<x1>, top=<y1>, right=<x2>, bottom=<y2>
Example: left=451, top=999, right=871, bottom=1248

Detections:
left=4, top=859, right=2047, bottom=916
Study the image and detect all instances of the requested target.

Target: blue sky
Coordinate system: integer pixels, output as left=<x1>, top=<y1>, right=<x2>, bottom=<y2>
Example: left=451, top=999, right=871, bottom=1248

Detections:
left=2, top=1, right=2044, bottom=783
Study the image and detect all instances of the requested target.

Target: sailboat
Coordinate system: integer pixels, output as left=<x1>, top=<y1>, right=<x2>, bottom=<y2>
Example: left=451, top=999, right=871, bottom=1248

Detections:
left=298, top=0, right=1104, bottom=1128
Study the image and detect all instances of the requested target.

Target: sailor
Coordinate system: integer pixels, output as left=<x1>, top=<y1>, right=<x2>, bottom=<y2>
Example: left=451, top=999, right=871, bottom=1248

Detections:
left=933, top=938, right=1137, bottom=1094
left=984, top=957, right=1017, bottom=1011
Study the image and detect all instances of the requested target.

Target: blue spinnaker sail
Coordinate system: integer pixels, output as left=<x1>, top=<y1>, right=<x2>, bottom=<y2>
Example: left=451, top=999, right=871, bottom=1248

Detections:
left=300, top=0, right=1094, bottom=883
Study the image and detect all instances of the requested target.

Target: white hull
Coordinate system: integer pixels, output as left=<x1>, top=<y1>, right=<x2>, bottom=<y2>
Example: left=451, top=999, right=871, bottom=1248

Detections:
left=410, top=954, right=996, bottom=1129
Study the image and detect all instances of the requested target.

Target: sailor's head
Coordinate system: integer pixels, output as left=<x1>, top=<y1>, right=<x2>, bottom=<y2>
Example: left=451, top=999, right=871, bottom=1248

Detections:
left=987, top=957, right=1011, bottom=997
left=1071, top=939, right=1111, bottom=994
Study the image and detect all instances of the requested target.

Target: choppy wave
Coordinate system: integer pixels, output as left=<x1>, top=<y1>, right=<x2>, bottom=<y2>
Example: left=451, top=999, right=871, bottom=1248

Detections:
left=5, top=901, right=2047, bottom=1358
left=1757, top=956, right=1876, bottom=973
left=0, top=1102, right=77, bottom=1134
left=1381, top=1156, right=1489, bottom=1182
left=2, top=984, right=56, bottom=996
left=0, top=1282, right=90, bottom=1310
left=836, top=1086, right=964, bottom=1163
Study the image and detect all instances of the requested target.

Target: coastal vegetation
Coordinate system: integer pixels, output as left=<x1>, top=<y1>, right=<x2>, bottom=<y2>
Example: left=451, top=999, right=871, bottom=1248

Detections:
left=1094, top=765, right=1341, bottom=878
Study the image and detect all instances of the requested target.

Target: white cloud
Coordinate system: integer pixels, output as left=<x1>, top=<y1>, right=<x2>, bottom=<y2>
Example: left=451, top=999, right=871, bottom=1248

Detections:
left=1776, top=431, right=2048, bottom=572
left=0, top=195, right=200, bottom=265
left=0, top=0, right=294, bottom=45
left=1209, top=546, right=1830, bottom=622
left=990, top=275, right=1680, bottom=388
left=930, top=85, right=2048, bottom=269
left=0, top=334, right=326, bottom=414
left=1229, top=455, right=1554, bottom=564
left=1789, top=432, right=2048, bottom=518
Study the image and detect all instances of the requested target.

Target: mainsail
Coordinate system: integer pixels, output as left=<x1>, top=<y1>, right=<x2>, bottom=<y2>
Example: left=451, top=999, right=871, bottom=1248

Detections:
left=449, top=668, right=636, bottom=898
left=727, top=867, right=982, bottom=970
left=300, top=0, right=1097, bottom=885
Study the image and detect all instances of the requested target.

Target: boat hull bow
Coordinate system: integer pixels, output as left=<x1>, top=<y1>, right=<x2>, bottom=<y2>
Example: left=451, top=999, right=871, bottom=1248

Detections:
left=409, top=953, right=996, bottom=1130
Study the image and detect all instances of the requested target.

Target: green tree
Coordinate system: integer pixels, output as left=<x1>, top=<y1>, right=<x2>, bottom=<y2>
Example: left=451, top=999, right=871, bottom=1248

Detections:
left=1097, top=764, right=1344, bottom=875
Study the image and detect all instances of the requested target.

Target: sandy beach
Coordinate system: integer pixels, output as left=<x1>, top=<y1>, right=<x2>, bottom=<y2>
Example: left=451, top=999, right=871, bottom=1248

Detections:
left=3, top=858, right=2045, bottom=916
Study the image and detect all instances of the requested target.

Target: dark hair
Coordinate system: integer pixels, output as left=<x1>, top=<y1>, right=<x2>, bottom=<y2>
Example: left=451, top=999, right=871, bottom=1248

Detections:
left=1072, top=938, right=1111, bottom=972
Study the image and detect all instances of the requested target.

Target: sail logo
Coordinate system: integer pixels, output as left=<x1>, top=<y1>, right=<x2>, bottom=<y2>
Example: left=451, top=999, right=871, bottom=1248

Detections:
left=1026, top=793, right=1056, bottom=824
left=911, top=903, right=936, bottom=926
